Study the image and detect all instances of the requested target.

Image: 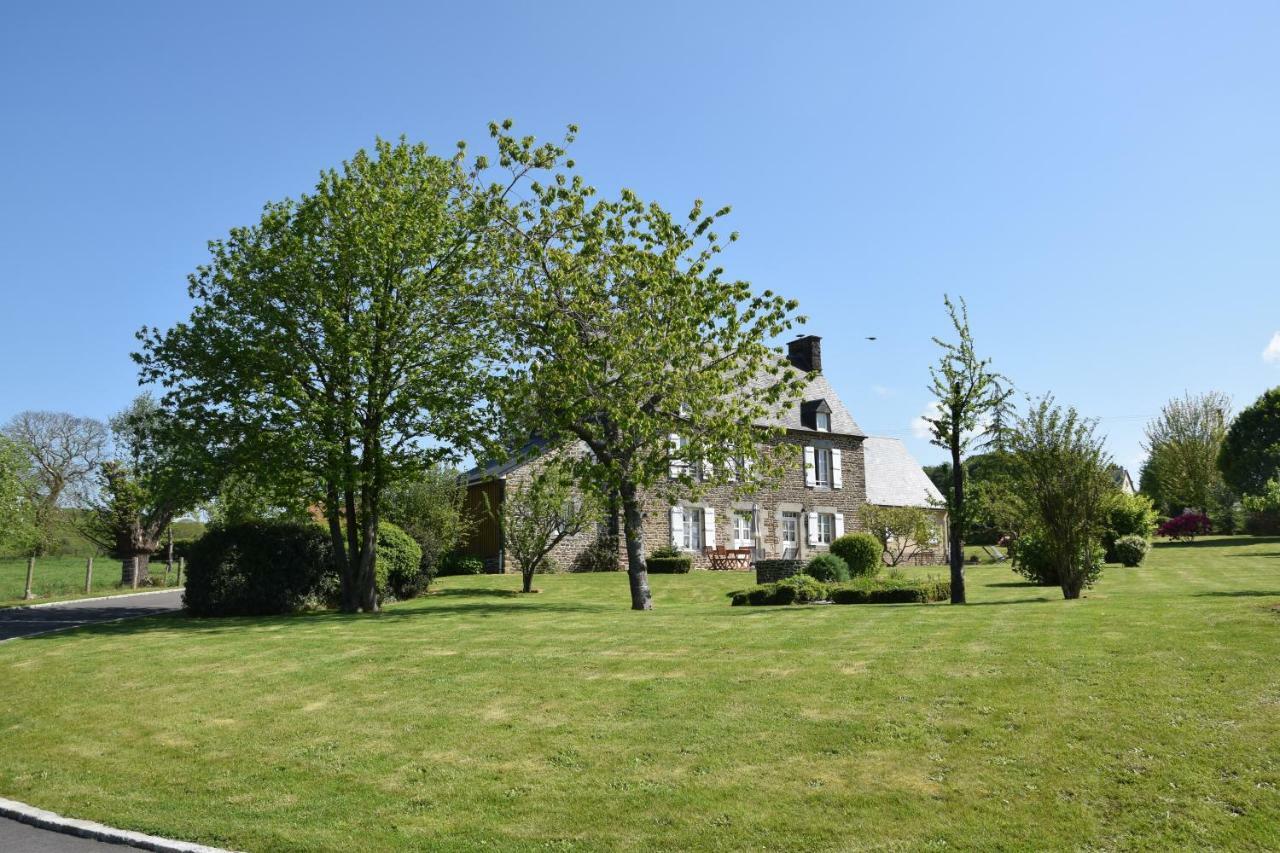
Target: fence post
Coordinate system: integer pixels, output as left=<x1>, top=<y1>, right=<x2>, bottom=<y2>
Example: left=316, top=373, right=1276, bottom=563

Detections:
left=176, top=557, right=184, bottom=587
left=165, top=528, right=174, bottom=586
left=24, top=556, right=35, bottom=600
left=85, top=556, right=94, bottom=595
left=131, top=556, right=140, bottom=590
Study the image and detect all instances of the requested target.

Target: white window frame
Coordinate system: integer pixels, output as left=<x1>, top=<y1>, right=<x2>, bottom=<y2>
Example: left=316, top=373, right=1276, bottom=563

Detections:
left=816, top=512, right=835, bottom=545
left=814, top=447, right=833, bottom=487
left=816, top=412, right=831, bottom=432
left=681, top=507, right=704, bottom=552
left=732, top=510, right=754, bottom=548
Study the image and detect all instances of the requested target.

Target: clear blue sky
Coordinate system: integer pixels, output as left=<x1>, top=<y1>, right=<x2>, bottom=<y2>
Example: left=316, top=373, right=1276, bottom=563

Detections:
left=3, top=1, right=1279, bottom=474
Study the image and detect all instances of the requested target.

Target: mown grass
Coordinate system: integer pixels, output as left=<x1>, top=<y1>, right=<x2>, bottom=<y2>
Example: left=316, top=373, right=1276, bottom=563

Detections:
left=0, top=556, right=183, bottom=607
left=0, top=537, right=1277, bottom=851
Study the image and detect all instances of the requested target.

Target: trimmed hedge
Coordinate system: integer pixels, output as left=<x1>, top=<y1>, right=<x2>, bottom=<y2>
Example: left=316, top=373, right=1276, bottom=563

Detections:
left=730, top=574, right=949, bottom=606
left=647, top=555, right=693, bottom=573
left=830, top=533, right=882, bottom=577
left=184, top=521, right=336, bottom=616
left=438, top=553, right=485, bottom=576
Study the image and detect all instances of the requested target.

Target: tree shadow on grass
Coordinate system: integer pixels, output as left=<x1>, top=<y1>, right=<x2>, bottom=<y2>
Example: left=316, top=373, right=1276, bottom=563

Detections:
left=1154, top=536, right=1280, bottom=550
left=429, top=587, right=526, bottom=599
left=984, top=581, right=1042, bottom=589
left=1193, top=591, right=1280, bottom=598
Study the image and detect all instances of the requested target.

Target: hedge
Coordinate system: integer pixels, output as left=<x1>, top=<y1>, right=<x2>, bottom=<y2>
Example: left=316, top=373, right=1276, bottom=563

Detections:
left=184, top=521, right=336, bottom=616
left=647, top=555, right=693, bottom=573
left=730, top=575, right=950, bottom=606
left=830, top=533, right=882, bottom=577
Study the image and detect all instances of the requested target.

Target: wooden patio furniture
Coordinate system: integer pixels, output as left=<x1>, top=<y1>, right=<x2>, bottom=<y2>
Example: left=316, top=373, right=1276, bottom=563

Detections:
left=704, top=546, right=753, bottom=571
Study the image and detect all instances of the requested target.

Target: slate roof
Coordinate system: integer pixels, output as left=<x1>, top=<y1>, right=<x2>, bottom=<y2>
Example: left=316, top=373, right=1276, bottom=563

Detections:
left=747, top=365, right=866, bottom=437
left=863, top=437, right=945, bottom=509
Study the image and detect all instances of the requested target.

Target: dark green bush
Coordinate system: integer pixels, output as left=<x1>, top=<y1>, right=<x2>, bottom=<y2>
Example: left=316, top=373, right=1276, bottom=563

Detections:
left=647, top=552, right=693, bottom=573
left=438, top=553, right=485, bottom=576
left=571, top=539, right=620, bottom=572
left=1009, top=531, right=1058, bottom=585
left=184, top=521, right=335, bottom=616
left=804, top=552, right=850, bottom=583
left=1113, top=534, right=1149, bottom=567
left=828, top=575, right=950, bottom=604
left=829, top=533, right=882, bottom=577
left=376, top=522, right=424, bottom=600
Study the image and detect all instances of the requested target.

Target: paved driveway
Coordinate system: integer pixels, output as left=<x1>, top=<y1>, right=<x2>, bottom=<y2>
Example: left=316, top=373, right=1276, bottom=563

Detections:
left=0, top=590, right=184, bottom=641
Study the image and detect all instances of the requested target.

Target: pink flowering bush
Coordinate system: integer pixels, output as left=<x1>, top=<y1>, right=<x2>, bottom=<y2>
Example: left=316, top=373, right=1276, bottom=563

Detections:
left=1157, top=513, right=1212, bottom=540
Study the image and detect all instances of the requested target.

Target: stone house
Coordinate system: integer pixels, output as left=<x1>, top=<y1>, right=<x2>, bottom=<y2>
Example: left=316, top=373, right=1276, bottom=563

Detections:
left=862, top=436, right=949, bottom=564
left=459, top=335, right=947, bottom=572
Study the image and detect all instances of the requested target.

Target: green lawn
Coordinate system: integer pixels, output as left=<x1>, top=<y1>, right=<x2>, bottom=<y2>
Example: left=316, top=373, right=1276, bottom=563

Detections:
left=0, top=556, right=184, bottom=607
left=1, top=537, right=1277, bottom=851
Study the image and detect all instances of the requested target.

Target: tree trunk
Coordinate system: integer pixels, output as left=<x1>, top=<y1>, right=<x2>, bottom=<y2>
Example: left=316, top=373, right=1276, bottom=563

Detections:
left=949, top=438, right=966, bottom=604
left=121, top=553, right=151, bottom=586
left=618, top=479, right=652, bottom=610
left=325, top=480, right=355, bottom=612
left=356, top=505, right=379, bottom=613
left=522, top=567, right=534, bottom=593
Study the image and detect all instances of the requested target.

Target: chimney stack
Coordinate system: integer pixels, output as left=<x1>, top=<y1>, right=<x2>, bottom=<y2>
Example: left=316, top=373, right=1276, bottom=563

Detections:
left=786, top=335, right=822, bottom=373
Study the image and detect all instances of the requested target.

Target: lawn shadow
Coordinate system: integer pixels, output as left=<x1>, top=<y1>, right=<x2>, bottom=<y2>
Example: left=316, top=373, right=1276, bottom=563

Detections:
left=1154, top=536, right=1280, bottom=550
left=1193, top=590, right=1280, bottom=598
left=984, top=581, right=1041, bottom=589
left=429, top=587, right=526, bottom=599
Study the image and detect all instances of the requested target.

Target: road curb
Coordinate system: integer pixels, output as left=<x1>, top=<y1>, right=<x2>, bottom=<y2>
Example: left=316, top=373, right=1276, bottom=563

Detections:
left=3, top=588, right=182, bottom=611
left=0, top=796, right=239, bottom=852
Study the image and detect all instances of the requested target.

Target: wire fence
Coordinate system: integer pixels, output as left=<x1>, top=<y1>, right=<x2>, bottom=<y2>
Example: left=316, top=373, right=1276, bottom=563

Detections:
left=1, top=555, right=185, bottom=605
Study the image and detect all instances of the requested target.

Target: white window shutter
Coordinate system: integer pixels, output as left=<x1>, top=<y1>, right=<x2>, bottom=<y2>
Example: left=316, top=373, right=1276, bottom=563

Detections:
left=670, top=505, right=684, bottom=548
left=702, top=459, right=714, bottom=480
left=834, top=512, right=845, bottom=539
left=669, top=434, right=682, bottom=479
left=831, top=448, right=843, bottom=489
left=804, top=446, right=816, bottom=487
left=742, top=455, right=754, bottom=480
left=807, top=511, right=819, bottom=545
left=725, top=456, right=737, bottom=482
left=703, top=508, right=716, bottom=548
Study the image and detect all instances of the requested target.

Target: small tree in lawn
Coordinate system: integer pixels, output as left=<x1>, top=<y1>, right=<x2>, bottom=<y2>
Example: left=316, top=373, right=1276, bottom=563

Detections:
left=1006, top=397, right=1113, bottom=600
left=0, top=436, right=39, bottom=555
left=494, top=464, right=602, bottom=594
left=923, top=296, right=1012, bottom=604
left=860, top=504, right=935, bottom=567
left=488, top=122, right=805, bottom=610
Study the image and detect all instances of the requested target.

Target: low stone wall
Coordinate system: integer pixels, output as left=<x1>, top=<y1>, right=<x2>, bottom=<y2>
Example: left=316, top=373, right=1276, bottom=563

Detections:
left=755, top=559, right=805, bottom=584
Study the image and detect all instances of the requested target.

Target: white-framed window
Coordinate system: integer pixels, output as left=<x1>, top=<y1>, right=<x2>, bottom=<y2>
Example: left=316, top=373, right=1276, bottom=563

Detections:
left=781, top=513, right=799, bottom=546
left=816, top=412, right=831, bottom=432
left=732, top=510, right=754, bottom=547
left=814, top=447, right=833, bottom=486
left=682, top=508, right=704, bottom=551
left=816, top=512, right=835, bottom=544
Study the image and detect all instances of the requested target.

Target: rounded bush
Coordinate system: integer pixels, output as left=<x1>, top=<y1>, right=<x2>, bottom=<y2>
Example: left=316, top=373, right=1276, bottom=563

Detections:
left=377, top=522, right=423, bottom=600
left=804, top=552, right=850, bottom=583
left=438, top=553, right=485, bottom=576
left=184, top=521, right=334, bottom=616
left=1009, top=531, right=1059, bottom=585
left=829, top=533, right=882, bottom=578
left=571, top=539, right=620, bottom=572
left=1112, top=534, right=1150, bottom=567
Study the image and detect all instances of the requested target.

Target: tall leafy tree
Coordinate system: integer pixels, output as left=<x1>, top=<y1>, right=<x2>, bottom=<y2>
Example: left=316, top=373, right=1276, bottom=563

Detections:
left=1218, top=387, right=1280, bottom=499
left=1140, top=391, right=1231, bottom=516
left=138, top=138, right=513, bottom=612
left=487, top=122, right=805, bottom=610
left=382, top=465, right=473, bottom=582
left=923, top=296, right=1012, bottom=604
left=81, top=395, right=203, bottom=584
left=0, top=436, right=38, bottom=555
left=1005, top=397, right=1113, bottom=600
left=1, top=411, right=108, bottom=553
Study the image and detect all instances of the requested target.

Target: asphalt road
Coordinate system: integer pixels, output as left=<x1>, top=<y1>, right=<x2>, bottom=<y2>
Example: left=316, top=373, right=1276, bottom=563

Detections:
left=0, top=590, right=184, bottom=642
left=0, top=815, right=135, bottom=850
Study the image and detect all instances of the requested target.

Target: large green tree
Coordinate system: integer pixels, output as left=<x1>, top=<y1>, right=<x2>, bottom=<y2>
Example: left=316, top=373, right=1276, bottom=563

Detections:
left=1218, top=387, right=1280, bottom=499
left=1140, top=391, right=1231, bottom=516
left=0, top=436, right=38, bottom=554
left=487, top=123, right=805, bottom=610
left=138, top=138, right=514, bottom=612
left=922, top=296, right=1012, bottom=604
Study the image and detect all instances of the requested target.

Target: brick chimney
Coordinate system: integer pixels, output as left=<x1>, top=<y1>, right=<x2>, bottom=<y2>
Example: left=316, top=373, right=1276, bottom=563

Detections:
left=786, top=335, right=822, bottom=373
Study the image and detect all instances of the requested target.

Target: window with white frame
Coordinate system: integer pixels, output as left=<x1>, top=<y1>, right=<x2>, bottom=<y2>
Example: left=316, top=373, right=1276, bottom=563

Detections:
left=732, top=510, right=754, bottom=547
left=816, top=412, right=831, bottom=432
left=816, top=512, right=835, bottom=544
left=681, top=508, right=704, bottom=551
left=814, top=447, right=833, bottom=486
left=781, top=513, right=799, bottom=546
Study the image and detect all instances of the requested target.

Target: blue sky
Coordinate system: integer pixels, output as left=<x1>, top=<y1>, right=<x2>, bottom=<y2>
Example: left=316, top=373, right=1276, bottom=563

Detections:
left=2, top=1, right=1279, bottom=474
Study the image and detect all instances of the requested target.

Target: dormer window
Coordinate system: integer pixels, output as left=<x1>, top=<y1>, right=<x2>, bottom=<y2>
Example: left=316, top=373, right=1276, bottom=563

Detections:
left=800, top=399, right=833, bottom=432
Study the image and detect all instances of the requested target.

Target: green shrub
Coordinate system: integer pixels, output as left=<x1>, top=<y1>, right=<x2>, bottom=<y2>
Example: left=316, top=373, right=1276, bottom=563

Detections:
left=1102, top=492, right=1157, bottom=562
left=650, top=544, right=681, bottom=559
left=184, top=521, right=335, bottom=616
left=438, top=553, right=485, bottom=576
left=829, top=533, right=881, bottom=577
left=376, top=522, right=424, bottom=600
left=570, top=538, right=620, bottom=572
left=1009, top=530, right=1058, bottom=585
left=828, top=575, right=950, bottom=604
left=804, top=552, right=850, bottom=583
left=1113, top=534, right=1150, bottom=567
left=730, top=575, right=829, bottom=606
left=647, top=551, right=693, bottom=573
